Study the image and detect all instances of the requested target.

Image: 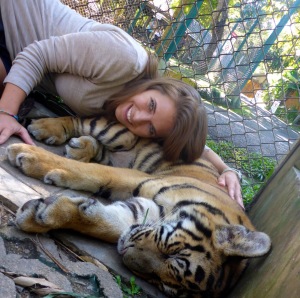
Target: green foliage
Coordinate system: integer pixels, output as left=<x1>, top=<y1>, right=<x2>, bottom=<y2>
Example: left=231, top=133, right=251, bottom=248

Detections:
left=240, top=153, right=276, bottom=182
left=44, top=293, right=98, bottom=298
left=241, top=180, right=263, bottom=206
left=206, top=139, right=276, bottom=205
left=262, top=69, right=300, bottom=125
left=275, top=106, right=299, bottom=125
left=265, top=49, right=283, bottom=72
left=170, top=0, right=218, bottom=28
left=199, top=87, right=222, bottom=103
left=232, top=106, right=253, bottom=119
left=115, top=275, right=141, bottom=298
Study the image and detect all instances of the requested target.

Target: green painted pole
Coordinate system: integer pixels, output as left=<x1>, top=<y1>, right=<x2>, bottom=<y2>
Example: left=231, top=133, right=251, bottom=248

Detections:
left=234, top=0, right=300, bottom=94
left=156, top=0, right=204, bottom=61
left=127, top=3, right=145, bottom=35
left=216, top=18, right=259, bottom=85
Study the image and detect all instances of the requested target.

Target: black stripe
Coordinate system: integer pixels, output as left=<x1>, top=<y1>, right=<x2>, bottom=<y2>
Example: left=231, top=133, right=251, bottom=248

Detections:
left=136, top=150, right=158, bottom=168
left=158, top=204, right=165, bottom=218
left=95, top=121, right=115, bottom=139
left=195, top=265, right=205, bottom=283
left=96, top=146, right=106, bottom=163
left=135, top=150, right=163, bottom=172
left=238, top=215, right=244, bottom=225
left=164, top=226, right=174, bottom=244
left=131, top=229, right=149, bottom=242
left=83, top=116, right=103, bottom=135
left=216, top=263, right=226, bottom=289
left=144, top=155, right=165, bottom=174
left=180, top=227, right=203, bottom=241
left=175, top=220, right=204, bottom=241
left=94, top=186, right=111, bottom=199
left=176, top=211, right=212, bottom=238
left=175, top=200, right=230, bottom=224
left=184, top=243, right=205, bottom=253
left=195, top=217, right=212, bottom=238
left=107, top=127, right=130, bottom=147
left=166, top=241, right=182, bottom=251
left=89, top=117, right=98, bottom=134
left=170, top=160, right=218, bottom=175
left=193, top=161, right=218, bottom=173
left=187, top=280, right=199, bottom=290
left=135, top=200, right=145, bottom=214
left=206, top=274, right=215, bottom=291
left=132, top=177, right=161, bottom=197
left=158, top=226, right=165, bottom=243
left=176, top=257, right=191, bottom=274
left=123, top=201, right=138, bottom=221
left=154, top=184, right=215, bottom=201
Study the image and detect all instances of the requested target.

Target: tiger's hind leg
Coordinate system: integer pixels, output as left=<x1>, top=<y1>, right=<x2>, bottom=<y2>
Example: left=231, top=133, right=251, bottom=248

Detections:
left=16, top=195, right=160, bottom=243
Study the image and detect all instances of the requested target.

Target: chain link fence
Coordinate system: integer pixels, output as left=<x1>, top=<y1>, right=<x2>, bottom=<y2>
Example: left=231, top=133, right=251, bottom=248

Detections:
left=61, top=0, right=299, bottom=203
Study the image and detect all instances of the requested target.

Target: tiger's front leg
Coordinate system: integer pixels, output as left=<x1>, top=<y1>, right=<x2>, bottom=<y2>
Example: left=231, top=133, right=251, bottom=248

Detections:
left=16, top=196, right=160, bottom=243
left=6, top=144, right=150, bottom=195
left=28, top=116, right=76, bottom=145
left=64, top=136, right=104, bottom=163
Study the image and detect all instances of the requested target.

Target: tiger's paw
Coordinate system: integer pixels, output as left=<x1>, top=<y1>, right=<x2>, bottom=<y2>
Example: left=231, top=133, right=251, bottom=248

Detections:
left=6, top=144, right=47, bottom=176
left=77, top=198, right=104, bottom=219
left=27, top=118, right=69, bottom=145
left=6, top=144, right=66, bottom=182
left=64, top=136, right=100, bottom=162
left=16, top=195, right=91, bottom=233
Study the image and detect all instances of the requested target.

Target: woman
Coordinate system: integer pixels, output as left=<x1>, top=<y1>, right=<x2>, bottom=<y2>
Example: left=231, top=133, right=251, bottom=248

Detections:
left=0, top=0, right=243, bottom=207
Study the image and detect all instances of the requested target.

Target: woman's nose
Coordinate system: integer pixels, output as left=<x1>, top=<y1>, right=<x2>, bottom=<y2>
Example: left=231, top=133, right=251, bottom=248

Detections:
left=132, top=110, right=151, bottom=124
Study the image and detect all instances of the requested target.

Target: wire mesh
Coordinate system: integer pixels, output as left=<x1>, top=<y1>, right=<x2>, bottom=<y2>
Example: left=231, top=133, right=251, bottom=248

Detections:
left=60, top=0, right=300, bottom=203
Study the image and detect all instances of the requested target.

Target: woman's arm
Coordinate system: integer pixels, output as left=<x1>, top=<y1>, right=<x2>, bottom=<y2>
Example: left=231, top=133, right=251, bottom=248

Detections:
left=1, top=29, right=146, bottom=143
left=0, top=83, right=34, bottom=144
left=202, top=146, right=244, bottom=208
left=4, top=30, right=147, bottom=96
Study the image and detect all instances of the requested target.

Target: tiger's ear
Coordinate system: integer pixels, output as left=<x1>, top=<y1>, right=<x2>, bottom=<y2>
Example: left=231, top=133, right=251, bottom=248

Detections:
left=213, top=225, right=271, bottom=257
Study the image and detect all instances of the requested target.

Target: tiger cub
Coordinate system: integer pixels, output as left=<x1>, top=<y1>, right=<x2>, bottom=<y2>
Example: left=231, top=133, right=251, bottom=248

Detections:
left=7, top=116, right=271, bottom=298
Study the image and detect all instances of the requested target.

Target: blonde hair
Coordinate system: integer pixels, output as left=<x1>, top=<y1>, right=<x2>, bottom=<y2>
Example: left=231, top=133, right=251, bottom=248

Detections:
left=104, top=75, right=207, bottom=163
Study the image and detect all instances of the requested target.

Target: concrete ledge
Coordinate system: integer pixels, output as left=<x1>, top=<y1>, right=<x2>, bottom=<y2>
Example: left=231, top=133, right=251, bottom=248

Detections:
left=228, top=139, right=300, bottom=297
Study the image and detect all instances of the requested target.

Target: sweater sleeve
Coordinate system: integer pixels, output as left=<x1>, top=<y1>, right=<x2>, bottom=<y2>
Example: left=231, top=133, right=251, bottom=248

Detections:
left=4, top=30, right=148, bottom=95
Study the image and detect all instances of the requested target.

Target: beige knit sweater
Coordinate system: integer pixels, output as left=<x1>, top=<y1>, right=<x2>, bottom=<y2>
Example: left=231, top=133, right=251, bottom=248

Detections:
left=0, top=0, right=148, bottom=115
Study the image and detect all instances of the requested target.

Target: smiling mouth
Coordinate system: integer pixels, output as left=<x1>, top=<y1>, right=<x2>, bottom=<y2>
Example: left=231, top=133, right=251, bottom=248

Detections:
left=127, top=106, right=133, bottom=124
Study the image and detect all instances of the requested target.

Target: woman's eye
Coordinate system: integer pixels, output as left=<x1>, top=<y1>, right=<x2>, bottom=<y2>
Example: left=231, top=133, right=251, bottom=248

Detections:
left=149, top=124, right=156, bottom=137
left=149, top=98, right=155, bottom=111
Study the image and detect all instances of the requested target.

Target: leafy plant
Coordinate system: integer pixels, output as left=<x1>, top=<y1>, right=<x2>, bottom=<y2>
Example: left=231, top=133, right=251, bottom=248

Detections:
left=44, top=293, right=98, bottom=298
left=275, top=106, right=299, bottom=126
left=115, top=275, right=141, bottom=297
left=241, top=180, right=263, bottom=206
left=262, top=69, right=300, bottom=125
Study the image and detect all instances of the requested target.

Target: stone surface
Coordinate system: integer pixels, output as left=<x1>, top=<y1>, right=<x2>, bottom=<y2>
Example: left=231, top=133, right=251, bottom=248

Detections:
left=0, top=272, right=16, bottom=298
left=0, top=136, right=165, bottom=297
left=0, top=227, right=123, bottom=297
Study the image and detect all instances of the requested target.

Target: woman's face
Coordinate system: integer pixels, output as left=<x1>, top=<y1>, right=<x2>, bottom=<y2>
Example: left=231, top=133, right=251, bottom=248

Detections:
left=115, top=89, right=176, bottom=138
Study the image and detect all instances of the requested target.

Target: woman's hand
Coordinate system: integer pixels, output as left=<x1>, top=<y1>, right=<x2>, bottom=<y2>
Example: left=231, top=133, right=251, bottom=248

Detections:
left=218, top=170, right=244, bottom=209
left=0, top=113, right=34, bottom=145
left=0, top=82, right=33, bottom=144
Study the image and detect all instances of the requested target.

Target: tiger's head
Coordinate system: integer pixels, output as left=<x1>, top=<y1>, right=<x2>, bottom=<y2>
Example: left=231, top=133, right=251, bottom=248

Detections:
left=118, top=203, right=271, bottom=298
